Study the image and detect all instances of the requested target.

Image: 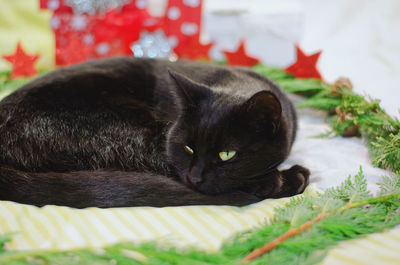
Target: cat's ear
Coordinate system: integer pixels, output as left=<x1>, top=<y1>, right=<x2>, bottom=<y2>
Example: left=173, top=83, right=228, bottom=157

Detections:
left=168, top=70, right=210, bottom=109
left=241, top=91, right=282, bottom=133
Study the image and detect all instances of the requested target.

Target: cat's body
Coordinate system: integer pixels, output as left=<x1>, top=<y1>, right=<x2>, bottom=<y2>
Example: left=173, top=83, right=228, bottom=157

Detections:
left=0, top=57, right=309, bottom=208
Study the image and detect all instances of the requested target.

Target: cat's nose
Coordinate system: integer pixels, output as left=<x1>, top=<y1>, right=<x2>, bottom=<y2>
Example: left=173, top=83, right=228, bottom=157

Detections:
left=188, top=162, right=205, bottom=185
left=188, top=174, right=204, bottom=185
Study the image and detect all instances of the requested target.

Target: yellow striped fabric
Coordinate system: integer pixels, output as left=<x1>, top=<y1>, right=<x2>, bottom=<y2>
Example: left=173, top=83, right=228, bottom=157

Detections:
left=1, top=185, right=400, bottom=265
left=321, top=226, right=400, bottom=265
left=0, top=196, right=289, bottom=252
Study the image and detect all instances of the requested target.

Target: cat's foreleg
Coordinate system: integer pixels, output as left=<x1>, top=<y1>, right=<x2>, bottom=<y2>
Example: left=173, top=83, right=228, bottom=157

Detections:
left=0, top=166, right=261, bottom=208
left=103, top=172, right=263, bottom=207
left=243, top=165, right=310, bottom=199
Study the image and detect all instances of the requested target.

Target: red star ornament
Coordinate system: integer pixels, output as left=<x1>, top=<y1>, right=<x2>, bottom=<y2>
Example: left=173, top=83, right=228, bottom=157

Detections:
left=178, top=34, right=213, bottom=61
left=285, top=46, right=323, bottom=80
left=3, top=42, right=39, bottom=79
left=223, top=40, right=260, bottom=66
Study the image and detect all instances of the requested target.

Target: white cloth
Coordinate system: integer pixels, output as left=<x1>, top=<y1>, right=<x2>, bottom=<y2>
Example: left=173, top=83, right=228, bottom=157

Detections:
left=300, top=0, right=400, bottom=118
left=283, top=106, right=389, bottom=194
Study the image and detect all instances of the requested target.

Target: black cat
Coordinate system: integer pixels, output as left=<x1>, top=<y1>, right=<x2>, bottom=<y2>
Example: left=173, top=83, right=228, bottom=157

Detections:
left=0, top=57, right=309, bottom=208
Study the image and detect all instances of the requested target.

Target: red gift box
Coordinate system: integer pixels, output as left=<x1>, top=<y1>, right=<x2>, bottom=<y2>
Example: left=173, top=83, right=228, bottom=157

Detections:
left=40, top=0, right=203, bottom=65
left=163, top=0, right=203, bottom=55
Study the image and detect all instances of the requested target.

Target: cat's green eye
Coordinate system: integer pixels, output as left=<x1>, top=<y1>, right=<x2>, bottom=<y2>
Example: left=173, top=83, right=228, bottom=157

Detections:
left=219, top=151, right=236, bottom=161
left=184, top=145, right=194, bottom=155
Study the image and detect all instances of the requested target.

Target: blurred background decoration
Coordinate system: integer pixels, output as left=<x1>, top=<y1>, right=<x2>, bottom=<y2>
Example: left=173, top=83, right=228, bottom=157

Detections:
left=0, top=0, right=399, bottom=116
left=0, top=0, right=302, bottom=68
left=39, top=0, right=204, bottom=65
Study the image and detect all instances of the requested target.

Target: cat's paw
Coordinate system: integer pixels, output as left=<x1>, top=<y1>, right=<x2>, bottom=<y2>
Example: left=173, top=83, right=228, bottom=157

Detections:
left=243, top=171, right=284, bottom=199
left=279, top=165, right=310, bottom=197
left=241, top=165, right=310, bottom=199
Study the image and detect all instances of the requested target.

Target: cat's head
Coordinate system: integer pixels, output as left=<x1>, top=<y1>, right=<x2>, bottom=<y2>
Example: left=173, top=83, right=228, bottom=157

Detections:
left=166, top=70, right=289, bottom=194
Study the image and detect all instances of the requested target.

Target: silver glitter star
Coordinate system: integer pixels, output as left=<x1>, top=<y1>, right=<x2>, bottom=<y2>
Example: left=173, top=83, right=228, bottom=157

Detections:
left=65, top=0, right=130, bottom=15
left=131, top=30, right=177, bottom=61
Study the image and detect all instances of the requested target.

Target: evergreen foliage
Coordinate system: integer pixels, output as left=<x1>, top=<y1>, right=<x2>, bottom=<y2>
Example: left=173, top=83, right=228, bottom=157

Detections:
left=0, top=72, right=32, bottom=100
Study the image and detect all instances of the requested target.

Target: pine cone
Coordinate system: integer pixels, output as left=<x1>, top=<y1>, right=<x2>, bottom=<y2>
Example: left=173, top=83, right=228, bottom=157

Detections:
left=331, top=77, right=353, bottom=96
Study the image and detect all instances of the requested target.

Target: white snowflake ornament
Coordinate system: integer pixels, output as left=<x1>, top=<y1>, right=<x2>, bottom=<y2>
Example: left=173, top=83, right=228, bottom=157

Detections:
left=131, top=30, right=177, bottom=61
left=64, top=0, right=130, bottom=15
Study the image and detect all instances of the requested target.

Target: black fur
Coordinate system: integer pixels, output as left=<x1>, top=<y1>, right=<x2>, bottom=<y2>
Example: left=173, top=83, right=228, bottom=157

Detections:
left=0, top=57, right=309, bottom=208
